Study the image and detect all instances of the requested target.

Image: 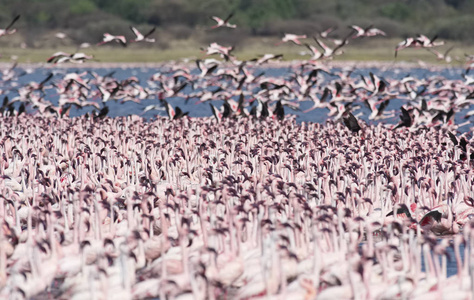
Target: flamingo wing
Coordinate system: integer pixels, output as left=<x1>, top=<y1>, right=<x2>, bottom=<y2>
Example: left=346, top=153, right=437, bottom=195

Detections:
left=5, top=15, right=20, bottom=31
left=130, top=26, right=143, bottom=39
left=224, top=12, right=234, bottom=23
left=144, top=26, right=156, bottom=38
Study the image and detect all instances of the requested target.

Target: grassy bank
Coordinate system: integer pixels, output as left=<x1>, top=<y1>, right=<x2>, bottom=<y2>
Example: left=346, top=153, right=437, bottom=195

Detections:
left=0, top=38, right=472, bottom=65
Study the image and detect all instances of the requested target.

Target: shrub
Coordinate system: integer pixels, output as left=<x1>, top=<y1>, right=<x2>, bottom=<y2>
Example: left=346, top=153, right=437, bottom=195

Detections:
left=70, top=0, right=97, bottom=15
left=259, top=19, right=318, bottom=36
left=379, top=3, right=412, bottom=21
left=433, top=15, right=474, bottom=41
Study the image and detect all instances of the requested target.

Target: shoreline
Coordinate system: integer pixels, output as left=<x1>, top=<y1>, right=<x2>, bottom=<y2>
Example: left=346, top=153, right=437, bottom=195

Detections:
left=0, top=59, right=461, bottom=70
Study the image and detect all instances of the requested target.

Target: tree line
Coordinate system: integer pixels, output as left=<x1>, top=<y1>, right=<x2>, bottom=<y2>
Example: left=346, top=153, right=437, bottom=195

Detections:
left=0, top=0, right=473, bottom=47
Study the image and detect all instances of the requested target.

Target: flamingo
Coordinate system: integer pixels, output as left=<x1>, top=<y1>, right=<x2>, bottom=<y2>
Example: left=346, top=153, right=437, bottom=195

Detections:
left=392, top=106, right=413, bottom=130
left=343, top=112, right=362, bottom=133
left=0, top=15, right=20, bottom=37
left=164, top=100, right=188, bottom=120
left=210, top=13, right=236, bottom=29
left=394, top=37, right=420, bottom=57
left=47, top=52, right=93, bottom=64
left=93, top=105, right=109, bottom=120
left=416, top=34, right=445, bottom=48
left=395, top=34, right=443, bottom=57
left=303, top=87, right=330, bottom=113
left=2, top=30, right=474, bottom=300
left=427, top=46, right=454, bottom=63
left=350, top=25, right=371, bottom=38
left=365, top=27, right=386, bottom=37
left=210, top=102, right=232, bottom=122
left=130, top=26, right=156, bottom=43
left=364, top=96, right=388, bottom=120
left=46, top=51, right=72, bottom=64
left=415, top=204, right=459, bottom=235
left=319, top=26, right=337, bottom=38
left=97, top=33, right=127, bottom=47
left=304, top=43, right=323, bottom=61
left=350, top=25, right=385, bottom=38
left=276, top=33, right=307, bottom=45
left=314, top=37, right=347, bottom=59
left=202, top=42, right=234, bottom=60
left=196, top=59, right=219, bottom=77
left=447, top=131, right=474, bottom=161
left=55, top=32, right=67, bottom=39
left=253, top=53, right=283, bottom=65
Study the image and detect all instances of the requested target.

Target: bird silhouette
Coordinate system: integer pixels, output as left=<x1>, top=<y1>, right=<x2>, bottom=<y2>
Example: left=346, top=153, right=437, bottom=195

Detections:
left=273, top=100, right=284, bottom=120
left=393, top=107, right=412, bottom=130
left=94, top=105, right=109, bottom=120
left=343, top=112, right=361, bottom=133
left=448, top=131, right=474, bottom=160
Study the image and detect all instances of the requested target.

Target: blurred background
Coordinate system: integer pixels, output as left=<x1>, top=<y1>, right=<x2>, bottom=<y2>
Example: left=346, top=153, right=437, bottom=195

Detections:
left=0, top=0, right=473, bottom=62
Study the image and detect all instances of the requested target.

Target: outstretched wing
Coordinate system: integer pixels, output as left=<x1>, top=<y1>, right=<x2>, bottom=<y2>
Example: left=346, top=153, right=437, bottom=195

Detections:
left=224, top=12, right=234, bottom=23
left=5, top=15, right=20, bottom=31
left=130, top=26, right=142, bottom=39
left=164, top=100, right=175, bottom=119
left=400, top=107, right=412, bottom=126
left=144, top=27, right=156, bottom=38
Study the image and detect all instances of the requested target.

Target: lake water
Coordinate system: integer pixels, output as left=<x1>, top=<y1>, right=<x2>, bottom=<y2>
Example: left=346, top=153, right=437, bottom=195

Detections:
left=3, top=64, right=473, bottom=134
left=427, top=239, right=464, bottom=277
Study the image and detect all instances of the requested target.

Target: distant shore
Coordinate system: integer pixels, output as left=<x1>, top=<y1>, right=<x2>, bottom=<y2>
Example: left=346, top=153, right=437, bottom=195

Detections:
left=0, top=60, right=462, bottom=70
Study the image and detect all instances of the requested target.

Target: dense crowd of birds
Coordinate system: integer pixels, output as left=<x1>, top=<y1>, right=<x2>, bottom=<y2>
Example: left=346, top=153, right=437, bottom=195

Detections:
left=1, top=12, right=474, bottom=300
left=1, top=116, right=474, bottom=299
left=1, top=49, right=474, bottom=130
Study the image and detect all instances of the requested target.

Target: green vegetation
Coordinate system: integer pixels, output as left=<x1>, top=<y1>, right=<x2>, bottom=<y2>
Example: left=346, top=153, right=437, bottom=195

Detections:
left=0, top=0, right=473, bottom=63
left=2, top=39, right=473, bottom=65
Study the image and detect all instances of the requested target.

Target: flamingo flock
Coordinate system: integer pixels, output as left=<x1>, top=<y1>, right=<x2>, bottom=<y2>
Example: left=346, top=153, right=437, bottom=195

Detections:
left=0, top=115, right=474, bottom=299
left=1, top=12, right=474, bottom=300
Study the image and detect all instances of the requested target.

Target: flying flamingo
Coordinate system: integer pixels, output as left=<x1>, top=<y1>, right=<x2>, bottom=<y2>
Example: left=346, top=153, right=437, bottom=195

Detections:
left=416, top=34, right=445, bottom=48
left=364, top=96, right=393, bottom=120
left=210, top=101, right=233, bottom=122
left=350, top=25, right=372, bottom=38
left=303, top=87, right=330, bottom=113
left=394, top=37, right=419, bottom=57
left=350, top=25, right=386, bottom=38
left=276, top=34, right=307, bottom=45
left=202, top=42, right=234, bottom=60
left=46, top=51, right=72, bottom=64
left=253, top=53, right=283, bottom=65
left=164, top=100, right=188, bottom=120
left=314, top=37, right=347, bottom=59
left=97, top=33, right=127, bottom=47
left=392, top=106, right=413, bottom=130
left=210, top=13, right=237, bottom=29
left=304, top=43, right=323, bottom=61
left=343, top=112, right=362, bottom=133
left=395, top=34, right=443, bottom=57
left=47, top=52, right=93, bottom=64
left=196, top=59, right=219, bottom=77
left=55, top=32, right=67, bottom=39
left=319, top=26, right=337, bottom=38
left=130, top=26, right=156, bottom=43
left=0, top=15, right=20, bottom=37
left=365, top=27, right=386, bottom=37
left=427, top=46, right=454, bottom=63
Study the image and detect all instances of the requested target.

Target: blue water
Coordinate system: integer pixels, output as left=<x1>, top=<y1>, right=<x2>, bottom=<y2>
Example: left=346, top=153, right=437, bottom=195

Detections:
left=2, top=64, right=473, bottom=133
left=427, top=240, right=465, bottom=277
